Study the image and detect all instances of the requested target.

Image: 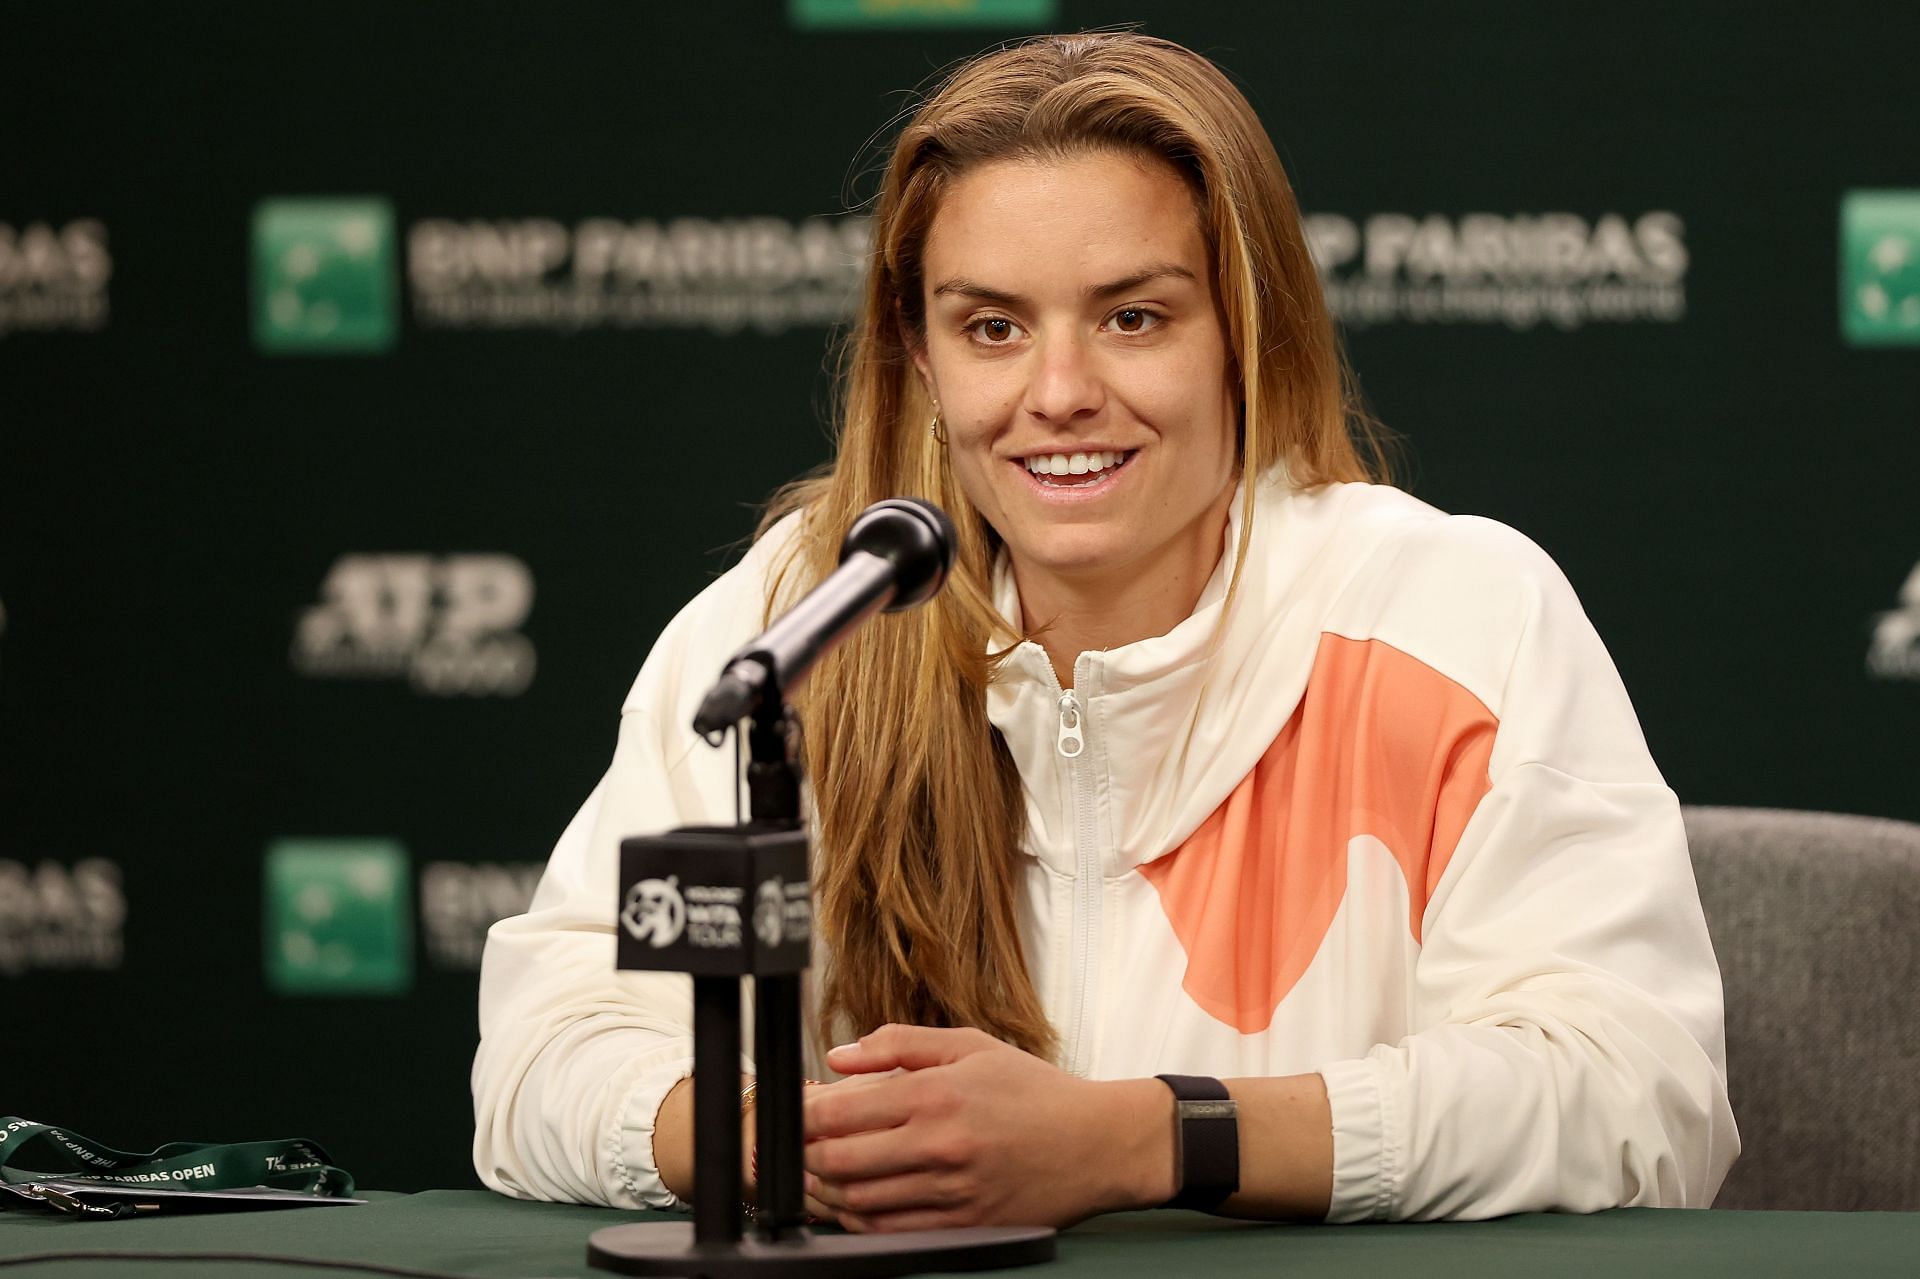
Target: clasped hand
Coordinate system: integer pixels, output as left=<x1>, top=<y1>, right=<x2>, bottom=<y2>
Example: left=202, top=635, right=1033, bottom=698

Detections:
left=801, top=1024, right=1158, bottom=1233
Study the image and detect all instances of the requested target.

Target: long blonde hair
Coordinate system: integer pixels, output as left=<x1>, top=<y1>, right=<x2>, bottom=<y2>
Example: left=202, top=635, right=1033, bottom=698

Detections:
left=761, top=32, right=1386, bottom=1060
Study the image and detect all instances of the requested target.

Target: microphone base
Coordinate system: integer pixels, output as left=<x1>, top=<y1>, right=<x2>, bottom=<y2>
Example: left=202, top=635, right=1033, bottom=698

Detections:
left=587, top=1220, right=1056, bottom=1278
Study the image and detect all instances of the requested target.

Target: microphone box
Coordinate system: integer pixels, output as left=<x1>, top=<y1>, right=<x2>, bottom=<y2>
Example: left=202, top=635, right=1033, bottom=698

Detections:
left=615, top=826, right=812, bottom=977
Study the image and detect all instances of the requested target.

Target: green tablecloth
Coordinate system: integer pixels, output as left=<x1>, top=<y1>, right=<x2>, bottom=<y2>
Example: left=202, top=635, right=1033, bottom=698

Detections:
left=2, top=1191, right=1916, bottom=1277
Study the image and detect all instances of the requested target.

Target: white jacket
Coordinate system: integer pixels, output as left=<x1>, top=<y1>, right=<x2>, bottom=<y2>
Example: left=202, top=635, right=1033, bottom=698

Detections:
left=472, top=475, right=1738, bottom=1221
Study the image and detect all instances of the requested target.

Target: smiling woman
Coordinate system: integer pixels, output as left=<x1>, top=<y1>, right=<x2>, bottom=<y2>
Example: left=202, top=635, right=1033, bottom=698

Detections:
left=472, top=31, right=1738, bottom=1233
left=914, top=152, right=1239, bottom=668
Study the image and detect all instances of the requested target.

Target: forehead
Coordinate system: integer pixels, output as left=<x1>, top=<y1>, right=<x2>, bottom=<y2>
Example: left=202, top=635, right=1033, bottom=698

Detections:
left=923, top=150, right=1210, bottom=289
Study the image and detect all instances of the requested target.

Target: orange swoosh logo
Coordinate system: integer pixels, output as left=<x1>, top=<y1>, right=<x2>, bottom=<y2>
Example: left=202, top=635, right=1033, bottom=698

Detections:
left=1140, top=634, right=1496, bottom=1034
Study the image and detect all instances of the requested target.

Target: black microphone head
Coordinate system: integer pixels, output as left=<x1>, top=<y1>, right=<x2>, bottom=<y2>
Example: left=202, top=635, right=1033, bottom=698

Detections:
left=840, top=498, right=956, bottom=611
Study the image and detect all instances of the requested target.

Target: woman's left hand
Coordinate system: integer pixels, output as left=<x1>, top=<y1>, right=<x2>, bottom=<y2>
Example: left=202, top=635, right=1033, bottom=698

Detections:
left=802, top=1024, right=1170, bottom=1232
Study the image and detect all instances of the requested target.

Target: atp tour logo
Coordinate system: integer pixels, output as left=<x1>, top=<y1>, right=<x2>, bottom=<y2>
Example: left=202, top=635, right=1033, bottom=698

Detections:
left=407, top=215, right=871, bottom=334
left=1304, top=211, right=1688, bottom=330
left=622, top=877, right=687, bottom=949
left=292, top=554, right=536, bottom=697
left=419, top=860, right=543, bottom=969
left=0, top=219, right=110, bottom=336
left=0, top=859, right=126, bottom=977
left=1867, top=561, right=1920, bottom=681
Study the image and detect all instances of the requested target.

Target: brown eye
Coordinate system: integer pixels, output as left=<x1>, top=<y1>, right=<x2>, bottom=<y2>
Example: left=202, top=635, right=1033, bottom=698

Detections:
left=1112, top=308, right=1156, bottom=333
left=982, top=318, right=1012, bottom=342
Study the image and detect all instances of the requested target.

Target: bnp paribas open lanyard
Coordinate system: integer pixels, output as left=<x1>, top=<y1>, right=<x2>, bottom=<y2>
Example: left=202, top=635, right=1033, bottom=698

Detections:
left=0, top=1117, right=356, bottom=1218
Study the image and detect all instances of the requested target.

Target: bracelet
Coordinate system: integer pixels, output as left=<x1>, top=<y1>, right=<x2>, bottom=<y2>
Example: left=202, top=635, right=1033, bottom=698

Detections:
left=739, top=1082, right=758, bottom=1223
left=739, top=1078, right=822, bottom=1223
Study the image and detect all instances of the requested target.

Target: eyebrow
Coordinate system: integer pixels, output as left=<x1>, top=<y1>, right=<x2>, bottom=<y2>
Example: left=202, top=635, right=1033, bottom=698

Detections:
left=930, top=263, right=1198, bottom=306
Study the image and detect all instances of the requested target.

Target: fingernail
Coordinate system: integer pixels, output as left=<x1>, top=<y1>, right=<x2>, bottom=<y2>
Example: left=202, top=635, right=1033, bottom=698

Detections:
left=828, top=1042, right=858, bottom=1056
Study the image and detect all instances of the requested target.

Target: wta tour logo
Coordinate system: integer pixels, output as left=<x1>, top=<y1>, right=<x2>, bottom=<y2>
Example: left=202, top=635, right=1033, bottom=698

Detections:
left=621, top=876, right=687, bottom=949
left=1868, top=561, right=1920, bottom=681
left=620, top=877, right=752, bottom=952
left=292, top=553, right=536, bottom=697
left=1304, top=211, right=1687, bottom=330
left=1841, top=191, right=1920, bottom=347
left=252, top=198, right=398, bottom=353
left=754, top=878, right=786, bottom=949
left=0, top=219, right=110, bottom=336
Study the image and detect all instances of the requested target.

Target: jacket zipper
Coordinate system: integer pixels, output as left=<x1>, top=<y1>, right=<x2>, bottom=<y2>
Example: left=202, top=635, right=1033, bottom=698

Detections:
left=1052, top=658, right=1101, bottom=1077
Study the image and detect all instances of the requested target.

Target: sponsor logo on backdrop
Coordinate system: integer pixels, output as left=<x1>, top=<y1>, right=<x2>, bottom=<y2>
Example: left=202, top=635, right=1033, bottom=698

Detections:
left=0, top=859, right=125, bottom=977
left=1303, top=211, right=1687, bottom=330
left=251, top=198, right=398, bottom=354
left=788, top=0, right=1057, bottom=28
left=419, top=861, right=543, bottom=969
left=0, top=220, right=110, bottom=336
left=407, top=215, right=871, bottom=334
left=1841, top=191, right=1920, bottom=347
left=292, top=553, right=536, bottom=697
left=1867, top=561, right=1920, bottom=680
left=264, top=839, right=412, bottom=995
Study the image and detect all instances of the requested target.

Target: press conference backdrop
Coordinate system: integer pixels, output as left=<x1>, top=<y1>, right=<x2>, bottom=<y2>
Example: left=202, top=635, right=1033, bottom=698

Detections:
left=2, top=1, right=1916, bottom=1191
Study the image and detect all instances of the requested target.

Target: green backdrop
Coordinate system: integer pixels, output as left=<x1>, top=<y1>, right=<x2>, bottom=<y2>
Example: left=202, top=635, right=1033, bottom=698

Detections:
left=3, top=1, right=1916, bottom=1190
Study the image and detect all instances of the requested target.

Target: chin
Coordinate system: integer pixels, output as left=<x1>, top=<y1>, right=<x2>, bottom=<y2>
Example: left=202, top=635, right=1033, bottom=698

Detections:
left=1009, top=528, right=1130, bottom=577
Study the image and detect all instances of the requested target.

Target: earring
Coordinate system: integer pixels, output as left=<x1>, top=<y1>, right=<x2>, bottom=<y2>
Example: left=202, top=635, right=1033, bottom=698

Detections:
left=929, top=410, right=947, bottom=444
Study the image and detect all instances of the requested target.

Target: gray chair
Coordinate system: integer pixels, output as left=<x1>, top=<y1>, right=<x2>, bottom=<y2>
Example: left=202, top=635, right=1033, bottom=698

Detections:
left=1682, top=805, right=1920, bottom=1210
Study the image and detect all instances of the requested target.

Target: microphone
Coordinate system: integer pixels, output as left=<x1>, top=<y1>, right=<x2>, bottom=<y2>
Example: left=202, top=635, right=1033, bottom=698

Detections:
left=692, top=498, right=956, bottom=736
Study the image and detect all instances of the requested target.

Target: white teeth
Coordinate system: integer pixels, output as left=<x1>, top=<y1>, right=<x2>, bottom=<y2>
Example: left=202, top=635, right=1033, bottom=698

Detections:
left=1026, top=450, right=1129, bottom=475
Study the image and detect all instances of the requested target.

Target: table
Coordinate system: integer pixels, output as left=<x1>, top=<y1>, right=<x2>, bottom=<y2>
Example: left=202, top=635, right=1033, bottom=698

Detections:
left=3, top=1191, right=1917, bottom=1277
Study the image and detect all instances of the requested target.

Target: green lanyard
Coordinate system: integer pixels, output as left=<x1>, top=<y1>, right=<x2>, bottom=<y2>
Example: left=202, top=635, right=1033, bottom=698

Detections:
left=0, top=1117, right=354, bottom=1213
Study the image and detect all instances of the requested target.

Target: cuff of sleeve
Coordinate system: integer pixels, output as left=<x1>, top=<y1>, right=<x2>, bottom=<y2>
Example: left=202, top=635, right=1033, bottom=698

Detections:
left=614, top=1054, right=697, bottom=1212
left=1321, top=1056, right=1397, bottom=1223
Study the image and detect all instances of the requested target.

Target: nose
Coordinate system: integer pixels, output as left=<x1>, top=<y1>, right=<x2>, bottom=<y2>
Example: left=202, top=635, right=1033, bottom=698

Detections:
left=1021, top=331, right=1104, bottom=425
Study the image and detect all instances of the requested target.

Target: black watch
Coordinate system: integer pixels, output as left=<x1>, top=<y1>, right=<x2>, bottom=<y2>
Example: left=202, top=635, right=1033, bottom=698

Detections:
left=1154, top=1074, right=1240, bottom=1210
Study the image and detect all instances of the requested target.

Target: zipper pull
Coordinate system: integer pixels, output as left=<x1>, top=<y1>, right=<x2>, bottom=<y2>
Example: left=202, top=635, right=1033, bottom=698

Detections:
left=1056, top=691, right=1084, bottom=758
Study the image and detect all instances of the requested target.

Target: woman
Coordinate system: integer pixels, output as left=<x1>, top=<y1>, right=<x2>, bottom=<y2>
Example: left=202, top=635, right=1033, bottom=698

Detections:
left=472, top=32, right=1737, bottom=1228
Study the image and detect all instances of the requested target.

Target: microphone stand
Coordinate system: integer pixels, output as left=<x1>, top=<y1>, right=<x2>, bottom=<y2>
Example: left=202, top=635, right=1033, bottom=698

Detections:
left=743, top=699, right=805, bottom=1238
left=588, top=675, right=1056, bottom=1278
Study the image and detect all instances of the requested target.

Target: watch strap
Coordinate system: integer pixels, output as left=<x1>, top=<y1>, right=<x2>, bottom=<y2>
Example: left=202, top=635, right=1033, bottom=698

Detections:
left=1154, top=1074, right=1239, bottom=1211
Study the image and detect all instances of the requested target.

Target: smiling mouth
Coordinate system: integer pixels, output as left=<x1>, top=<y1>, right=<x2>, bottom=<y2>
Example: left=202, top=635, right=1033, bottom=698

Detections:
left=1017, top=449, right=1137, bottom=488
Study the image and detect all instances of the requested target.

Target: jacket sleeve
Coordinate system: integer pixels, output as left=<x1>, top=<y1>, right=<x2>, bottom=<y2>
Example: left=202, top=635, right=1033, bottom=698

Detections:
left=1318, top=516, right=1740, bottom=1221
left=470, top=520, right=801, bottom=1207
